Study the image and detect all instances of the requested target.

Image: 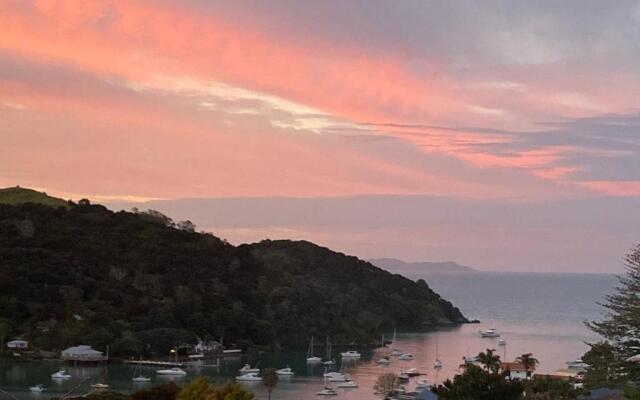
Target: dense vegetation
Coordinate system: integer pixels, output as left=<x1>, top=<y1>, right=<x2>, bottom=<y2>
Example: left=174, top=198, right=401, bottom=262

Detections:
left=582, top=244, right=640, bottom=395
left=0, top=189, right=466, bottom=356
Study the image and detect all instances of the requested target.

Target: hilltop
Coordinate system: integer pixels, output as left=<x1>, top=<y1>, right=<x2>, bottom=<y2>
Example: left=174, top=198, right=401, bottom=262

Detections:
left=0, top=186, right=69, bottom=208
left=369, top=258, right=477, bottom=276
left=0, top=198, right=467, bottom=356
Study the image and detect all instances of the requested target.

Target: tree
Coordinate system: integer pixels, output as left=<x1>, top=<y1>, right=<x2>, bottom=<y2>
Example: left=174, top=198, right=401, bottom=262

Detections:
left=582, top=342, right=623, bottom=388
left=213, top=383, right=254, bottom=400
left=262, top=368, right=278, bottom=400
left=433, top=364, right=524, bottom=400
left=525, top=376, right=579, bottom=399
left=516, top=353, right=539, bottom=378
left=374, top=373, right=399, bottom=398
left=588, top=244, right=640, bottom=382
left=477, top=348, right=501, bottom=373
left=177, top=377, right=215, bottom=400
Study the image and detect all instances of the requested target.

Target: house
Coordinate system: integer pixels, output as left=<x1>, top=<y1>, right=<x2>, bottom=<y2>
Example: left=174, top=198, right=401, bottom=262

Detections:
left=61, top=345, right=108, bottom=362
left=6, top=340, right=29, bottom=350
left=501, top=362, right=532, bottom=380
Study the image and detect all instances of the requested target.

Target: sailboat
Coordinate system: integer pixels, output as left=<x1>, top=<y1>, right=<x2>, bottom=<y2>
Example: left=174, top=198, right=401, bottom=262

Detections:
left=390, top=328, right=402, bottom=356
left=317, top=367, right=338, bottom=396
left=323, top=336, right=335, bottom=365
left=132, top=363, right=151, bottom=382
left=307, top=336, right=322, bottom=362
left=433, top=333, right=443, bottom=369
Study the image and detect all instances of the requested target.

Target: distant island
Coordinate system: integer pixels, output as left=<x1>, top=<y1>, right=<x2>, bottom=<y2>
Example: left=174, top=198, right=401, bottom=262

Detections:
left=0, top=187, right=467, bottom=357
left=369, top=258, right=477, bottom=275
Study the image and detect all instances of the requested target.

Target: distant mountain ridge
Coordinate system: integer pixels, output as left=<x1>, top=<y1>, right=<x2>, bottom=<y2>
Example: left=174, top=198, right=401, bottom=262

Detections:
left=369, top=258, right=477, bottom=275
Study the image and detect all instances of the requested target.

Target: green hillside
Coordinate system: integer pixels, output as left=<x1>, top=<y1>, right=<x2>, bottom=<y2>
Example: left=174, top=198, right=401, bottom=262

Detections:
left=0, top=199, right=467, bottom=356
left=0, top=186, right=69, bottom=207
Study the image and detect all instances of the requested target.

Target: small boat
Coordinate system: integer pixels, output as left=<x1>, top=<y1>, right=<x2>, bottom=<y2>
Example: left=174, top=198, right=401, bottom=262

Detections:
left=433, top=359, right=443, bottom=369
left=415, top=378, right=429, bottom=389
left=156, top=367, right=187, bottom=376
left=91, top=383, right=109, bottom=389
left=398, top=353, right=414, bottom=361
left=566, top=359, right=590, bottom=370
left=316, top=387, right=338, bottom=396
left=276, top=367, right=295, bottom=376
left=479, top=328, right=500, bottom=338
left=404, top=368, right=420, bottom=376
left=51, top=370, right=72, bottom=379
left=236, top=372, right=261, bottom=381
left=323, top=360, right=335, bottom=366
left=337, top=380, right=358, bottom=388
left=29, top=384, right=46, bottom=393
left=377, top=356, right=391, bottom=365
left=340, top=350, right=361, bottom=358
left=238, top=364, right=260, bottom=374
left=498, top=338, right=507, bottom=346
left=398, top=373, right=410, bottom=382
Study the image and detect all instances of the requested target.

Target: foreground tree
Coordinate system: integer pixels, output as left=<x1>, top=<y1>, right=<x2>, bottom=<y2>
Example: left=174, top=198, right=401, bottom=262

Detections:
left=212, top=383, right=254, bottom=400
left=262, top=368, right=278, bottom=400
left=374, top=373, right=399, bottom=398
left=177, top=377, right=215, bottom=400
left=433, top=364, right=524, bottom=400
left=477, top=349, right=501, bottom=373
left=524, top=376, right=579, bottom=399
left=588, top=244, right=640, bottom=382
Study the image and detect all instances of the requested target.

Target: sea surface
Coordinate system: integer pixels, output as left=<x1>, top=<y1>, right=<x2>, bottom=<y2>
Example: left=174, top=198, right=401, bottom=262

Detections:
left=0, top=272, right=619, bottom=399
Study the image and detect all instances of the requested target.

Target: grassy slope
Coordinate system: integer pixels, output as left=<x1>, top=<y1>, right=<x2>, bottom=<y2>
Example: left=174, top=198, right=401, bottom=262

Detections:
left=0, top=187, right=69, bottom=207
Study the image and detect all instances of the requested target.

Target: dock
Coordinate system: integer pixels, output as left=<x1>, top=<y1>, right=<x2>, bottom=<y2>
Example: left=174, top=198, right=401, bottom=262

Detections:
left=123, top=360, right=184, bottom=367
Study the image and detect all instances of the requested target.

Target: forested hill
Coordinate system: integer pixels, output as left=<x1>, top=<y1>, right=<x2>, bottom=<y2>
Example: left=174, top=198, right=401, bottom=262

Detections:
left=0, top=198, right=467, bottom=356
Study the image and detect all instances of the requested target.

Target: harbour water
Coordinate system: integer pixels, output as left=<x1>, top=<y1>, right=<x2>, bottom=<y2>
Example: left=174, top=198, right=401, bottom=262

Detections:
left=0, top=272, right=618, bottom=399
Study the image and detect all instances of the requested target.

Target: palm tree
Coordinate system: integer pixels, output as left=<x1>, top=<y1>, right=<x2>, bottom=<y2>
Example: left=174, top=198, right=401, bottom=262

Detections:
left=477, top=348, right=501, bottom=373
left=262, top=368, right=278, bottom=400
left=516, top=353, right=539, bottom=378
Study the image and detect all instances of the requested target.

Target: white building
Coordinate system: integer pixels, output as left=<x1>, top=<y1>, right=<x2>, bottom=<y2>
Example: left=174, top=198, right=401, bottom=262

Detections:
left=61, top=345, right=107, bottom=362
left=502, top=362, right=532, bottom=380
left=6, top=340, right=29, bottom=350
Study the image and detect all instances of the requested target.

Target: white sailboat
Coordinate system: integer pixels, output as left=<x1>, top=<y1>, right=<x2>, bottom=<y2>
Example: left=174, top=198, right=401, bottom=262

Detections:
left=307, top=336, right=322, bottom=363
left=323, top=336, right=335, bottom=365
left=337, top=380, right=358, bottom=388
left=390, top=328, right=402, bottom=356
left=433, top=334, right=443, bottom=369
left=479, top=328, right=500, bottom=338
left=415, top=378, right=430, bottom=389
left=317, top=368, right=338, bottom=396
left=132, top=362, right=151, bottom=382
left=340, top=350, right=361, bottom=358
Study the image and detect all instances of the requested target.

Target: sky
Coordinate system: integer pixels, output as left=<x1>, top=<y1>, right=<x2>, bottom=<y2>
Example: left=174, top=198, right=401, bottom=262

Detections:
left=2, top=1, right=640, bottom=272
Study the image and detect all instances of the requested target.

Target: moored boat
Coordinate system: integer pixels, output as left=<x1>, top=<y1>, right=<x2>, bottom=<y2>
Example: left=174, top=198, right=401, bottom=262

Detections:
left=236, top=372, right=261, bottom=381
left=156, top=367, right=187, bottom=376
left=398, top=353, right=414, bottom=361
left=340, top=350, right=361, bottom=358
left=276, top=367, right=295, bottom=376
left=337, top=380, right=358, bottom=388
left=29, top=384, right=46, bottom=393
left=479, top=328, right=500, bottom=338
left=51, top=370, right=72, bottom=379
left=238, top=364, right=260, bottom=374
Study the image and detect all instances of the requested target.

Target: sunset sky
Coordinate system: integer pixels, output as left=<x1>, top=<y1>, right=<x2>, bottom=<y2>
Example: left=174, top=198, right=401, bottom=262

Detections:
left=2, top=1, right=640, bottom=272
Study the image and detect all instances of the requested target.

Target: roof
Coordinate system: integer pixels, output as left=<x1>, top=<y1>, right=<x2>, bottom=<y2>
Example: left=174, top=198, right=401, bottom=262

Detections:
left=501, top=362, right=530, bottom=372
left=7, top=340, right=28, bottom=344
left=62, top=345, right=103, bottom=355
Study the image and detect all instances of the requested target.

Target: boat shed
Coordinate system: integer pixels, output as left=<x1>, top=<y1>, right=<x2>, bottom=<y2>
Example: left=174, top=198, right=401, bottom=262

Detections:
left=61, top=345, right=107, bottom=362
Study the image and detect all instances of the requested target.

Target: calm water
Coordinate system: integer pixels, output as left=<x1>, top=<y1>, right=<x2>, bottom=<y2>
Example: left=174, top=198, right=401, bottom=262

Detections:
left=0, top=272, right=618, bottom=399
